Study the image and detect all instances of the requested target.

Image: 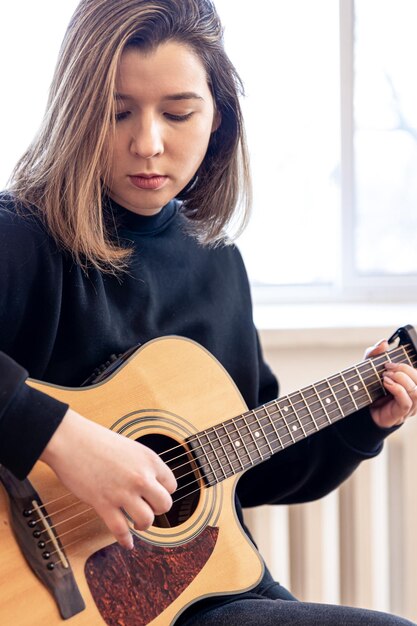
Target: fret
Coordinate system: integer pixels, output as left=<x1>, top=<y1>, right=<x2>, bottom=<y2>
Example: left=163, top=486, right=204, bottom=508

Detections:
left=315, top=379, right=343, bottom=423
left=298, top=387, right=321, bottom=431
left=329, top=374, right=348, bottom=417
left=301, top=388, right=321, bottom=430
left=233, top=417, right=253, bottom=467
left=194, top=433, right=216, bottom=485
left=329, top=372, right=355, bottom=416
left=274, top=400, right=296, bottom=444
left=187, top=334, right=417, bottom=486
left=354, top=365, right=372, bottom=404
left=287, top=393, right=307, bottom=436
left=245, top=410, right=270, bottom=459
left=295, top=389, right=318, bottom=432
left=401, top=345, right=413, bottom=367
left=238, top=414, right=263, bottom=464
left=218, top=423, right=245, bottom=473
left=211, top=425, right=240, bottom=475
left=304, top=385, right=329, bottom=429
left=225, top=420, right=250, bottom=467
left=205, top=429, right=229, bottom=480
left=388, top=347, right=404, bottom=366
left=226, top=418, right=254, bottom=469
left=263, top=404, right=284, bottom=452
left=374, top=353, right=388, bottom=372
left=356, top=361, right=378, bottom=402
left=340, top=370, right=359, bottom=411
left=405, top=344, right=417, bottom=367
left=311, top=383, right=332, bottom=425
left=368, top=359, right=387, bottom=399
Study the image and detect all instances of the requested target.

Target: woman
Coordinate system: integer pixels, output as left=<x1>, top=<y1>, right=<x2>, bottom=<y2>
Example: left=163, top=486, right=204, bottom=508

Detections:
left=0, top=1, right=416, bottom=624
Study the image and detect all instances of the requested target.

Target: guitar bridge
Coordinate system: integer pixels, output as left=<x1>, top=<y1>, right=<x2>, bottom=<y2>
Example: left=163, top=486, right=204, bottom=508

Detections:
left=0, top=466, right=85, bottom=620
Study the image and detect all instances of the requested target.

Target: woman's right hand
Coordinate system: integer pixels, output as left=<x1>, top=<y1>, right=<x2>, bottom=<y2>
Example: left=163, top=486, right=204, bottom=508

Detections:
left=40, top=408, right=177, bottom=549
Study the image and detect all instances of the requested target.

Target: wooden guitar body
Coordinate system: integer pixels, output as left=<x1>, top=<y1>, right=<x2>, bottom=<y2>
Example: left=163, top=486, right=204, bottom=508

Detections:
left=2, top=325, right=417, bottom=624
left=0, top=337, right=264, bottom=625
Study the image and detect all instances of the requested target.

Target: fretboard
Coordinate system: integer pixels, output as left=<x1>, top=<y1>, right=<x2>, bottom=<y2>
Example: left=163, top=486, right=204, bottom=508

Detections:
left=187, top=341, right=417, bottom=486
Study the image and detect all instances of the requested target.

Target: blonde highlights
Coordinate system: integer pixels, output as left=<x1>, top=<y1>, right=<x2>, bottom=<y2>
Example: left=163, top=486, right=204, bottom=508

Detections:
left=10, top=0, right=251, bottom=271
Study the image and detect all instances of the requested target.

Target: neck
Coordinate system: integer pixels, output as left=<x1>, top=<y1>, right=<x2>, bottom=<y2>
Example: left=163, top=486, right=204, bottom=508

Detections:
left=187, top=341, right=417, bottom=485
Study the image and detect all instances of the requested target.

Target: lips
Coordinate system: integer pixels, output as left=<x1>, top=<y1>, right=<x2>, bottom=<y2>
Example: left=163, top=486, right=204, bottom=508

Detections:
left=129, top=174, right=168, bottom=190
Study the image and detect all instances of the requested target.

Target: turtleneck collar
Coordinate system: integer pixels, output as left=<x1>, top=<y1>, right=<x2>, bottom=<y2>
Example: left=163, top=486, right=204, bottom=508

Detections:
left=105, top=197, right=180, bottom=236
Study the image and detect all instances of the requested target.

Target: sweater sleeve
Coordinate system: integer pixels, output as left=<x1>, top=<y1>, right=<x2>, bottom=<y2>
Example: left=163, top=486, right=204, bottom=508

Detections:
left=0, top=352, right=68, bottom=479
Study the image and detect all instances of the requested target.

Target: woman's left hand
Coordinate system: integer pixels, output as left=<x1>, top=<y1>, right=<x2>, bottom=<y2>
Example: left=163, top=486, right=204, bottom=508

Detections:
left=365, top=340, right=417, bottom=428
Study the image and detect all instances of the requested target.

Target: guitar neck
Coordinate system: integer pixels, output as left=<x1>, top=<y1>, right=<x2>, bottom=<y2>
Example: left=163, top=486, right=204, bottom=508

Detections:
left=189, top=341, right=417, bottom=486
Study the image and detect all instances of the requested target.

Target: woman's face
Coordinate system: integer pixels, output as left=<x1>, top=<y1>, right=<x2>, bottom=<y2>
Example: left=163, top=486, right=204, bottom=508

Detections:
left=106, top=40, right=219, bottom=215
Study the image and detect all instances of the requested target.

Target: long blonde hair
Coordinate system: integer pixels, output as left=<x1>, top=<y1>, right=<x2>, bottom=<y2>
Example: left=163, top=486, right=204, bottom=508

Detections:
left=10, top=0, right=251, bottom=271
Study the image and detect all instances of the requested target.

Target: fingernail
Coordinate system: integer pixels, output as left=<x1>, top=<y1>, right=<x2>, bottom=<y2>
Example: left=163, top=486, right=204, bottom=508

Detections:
left=374, top=339, right=386, bottom=347
left=383, top=375, right=395, bottom=385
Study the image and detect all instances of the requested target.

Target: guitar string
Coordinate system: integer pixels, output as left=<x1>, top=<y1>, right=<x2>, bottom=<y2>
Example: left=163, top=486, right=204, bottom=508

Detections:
left=150, top=348, right=415, bottom=471
left=28, top=366, right=395, bottom=546
left=24, top=346, right=414, bottom=522
left=32, top=378, right=378, bottom=553
left=26, top=344, right=416, bottom=548
left=38, top=374, right=417, bottom=561
left=10, top=344, right=414, bottom=564
left=26, top=360, right=384, bottom=523
left=35, top=348, right=416, bottom=555
left=39, top=385, right=389, bottom=562
left=147, top=346, right=416, bottom=468
left=36, top=376, right=374, bottom=543
left=43, top=381, right=415, bottom=566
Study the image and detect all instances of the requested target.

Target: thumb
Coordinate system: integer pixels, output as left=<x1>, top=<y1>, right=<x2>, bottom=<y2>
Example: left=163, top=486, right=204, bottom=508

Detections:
left=364, top=338, right=389, bottom=359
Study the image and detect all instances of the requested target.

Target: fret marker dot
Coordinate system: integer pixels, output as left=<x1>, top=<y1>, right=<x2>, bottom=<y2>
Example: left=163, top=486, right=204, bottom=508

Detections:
left=235, top=441, right=241, bottom=447
left=326, top=398, right=331, bottom=404
left=255, top=431, right=260, bottom=438
left=353, top=385, right=359, bottom=392
left=292, top=425, right=298, bottom=432
left=284, top=406, right=289, bottom=412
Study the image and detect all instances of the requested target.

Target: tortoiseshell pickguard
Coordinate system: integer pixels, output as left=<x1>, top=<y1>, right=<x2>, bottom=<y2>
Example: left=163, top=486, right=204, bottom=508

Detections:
left=85, top=527, right=219, bottom=626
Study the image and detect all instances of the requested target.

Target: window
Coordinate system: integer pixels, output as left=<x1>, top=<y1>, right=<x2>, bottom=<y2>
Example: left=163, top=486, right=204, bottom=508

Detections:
left=1, top=1, right=416, bottom=303
left=215, top=0, right=417, bottom=302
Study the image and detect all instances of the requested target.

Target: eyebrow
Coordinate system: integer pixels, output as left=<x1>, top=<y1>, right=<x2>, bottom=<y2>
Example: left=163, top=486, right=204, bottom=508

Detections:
left=114, top=91, right=204, bottom=102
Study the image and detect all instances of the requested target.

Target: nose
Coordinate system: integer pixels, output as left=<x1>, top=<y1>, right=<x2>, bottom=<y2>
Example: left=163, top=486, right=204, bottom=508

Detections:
left=130, top=115, right=164, bottom=159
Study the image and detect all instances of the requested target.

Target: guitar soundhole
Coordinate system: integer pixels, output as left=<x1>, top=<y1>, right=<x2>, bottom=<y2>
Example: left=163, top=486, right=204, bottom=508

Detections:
left=138, top=434, right=200, bottom=529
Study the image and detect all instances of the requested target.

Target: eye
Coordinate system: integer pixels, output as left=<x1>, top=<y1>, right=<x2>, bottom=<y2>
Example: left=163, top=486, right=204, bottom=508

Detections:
left=164, top=112, right=194, bottom=122
left=115, top=111, right=130, bottom=122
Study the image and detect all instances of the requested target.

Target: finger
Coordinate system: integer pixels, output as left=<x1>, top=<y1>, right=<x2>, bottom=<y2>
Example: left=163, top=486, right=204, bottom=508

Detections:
left=137, top=478, right=173, bottom=516
left=124, top=497, right=156, bottom=531
left=140, top=443, right=177, bottom=493
left=384, top=361, right=417, bottom=380
left=97, top=506, right=134, bottom=549
left=384, top=368, right=417, bottom=393
left=157, top=463, right=178, bottom=494
left=364, top=339, right=389, bottom=359
left=383, top=375, right=414, bottom=421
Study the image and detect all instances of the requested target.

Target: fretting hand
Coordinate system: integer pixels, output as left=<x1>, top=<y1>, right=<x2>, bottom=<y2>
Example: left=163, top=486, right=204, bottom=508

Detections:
left=365, top=340, right=417, bottom=428
left=40, top=408, right=177, bottom=549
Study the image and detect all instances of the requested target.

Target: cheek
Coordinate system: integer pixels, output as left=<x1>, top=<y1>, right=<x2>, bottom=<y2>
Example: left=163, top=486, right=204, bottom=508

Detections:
left=182, top=122, right=213, bottom=165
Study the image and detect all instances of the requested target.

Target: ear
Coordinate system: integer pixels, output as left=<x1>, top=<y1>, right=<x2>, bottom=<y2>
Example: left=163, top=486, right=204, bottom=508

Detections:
left=211, top=109, right=221, bottom=133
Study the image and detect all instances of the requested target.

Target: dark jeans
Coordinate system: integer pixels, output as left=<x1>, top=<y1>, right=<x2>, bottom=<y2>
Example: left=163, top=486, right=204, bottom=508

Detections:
left=178, top=574, right=416, bottom=626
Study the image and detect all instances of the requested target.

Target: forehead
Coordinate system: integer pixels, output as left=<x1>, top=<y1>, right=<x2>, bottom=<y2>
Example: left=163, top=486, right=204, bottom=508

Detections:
left=115, top=40, right=211, bottom=97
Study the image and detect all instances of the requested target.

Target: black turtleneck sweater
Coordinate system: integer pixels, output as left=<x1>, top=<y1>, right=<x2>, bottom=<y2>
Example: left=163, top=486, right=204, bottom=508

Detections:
left=0, top=192, right=393, bottom=509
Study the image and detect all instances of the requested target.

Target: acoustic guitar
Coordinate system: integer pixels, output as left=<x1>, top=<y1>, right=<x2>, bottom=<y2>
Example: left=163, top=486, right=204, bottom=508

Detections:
left=1, top=325, right=416, bottom=625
